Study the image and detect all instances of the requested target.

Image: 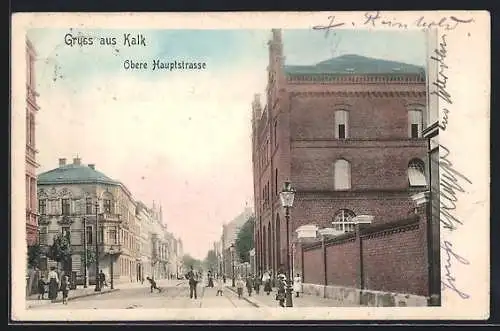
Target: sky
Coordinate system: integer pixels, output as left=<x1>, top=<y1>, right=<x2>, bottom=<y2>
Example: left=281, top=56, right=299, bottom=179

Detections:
left=28, top=28, right=426, bottom=259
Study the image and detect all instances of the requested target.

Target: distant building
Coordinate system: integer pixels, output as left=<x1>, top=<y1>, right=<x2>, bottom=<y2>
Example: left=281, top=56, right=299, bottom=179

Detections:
left=26, top=38, right=40, bottom=245
left=252, top=29, right=428, bottom=275
left=220, top=207, right=254, bottom=276
left=37, top=157, right=140, bottom=284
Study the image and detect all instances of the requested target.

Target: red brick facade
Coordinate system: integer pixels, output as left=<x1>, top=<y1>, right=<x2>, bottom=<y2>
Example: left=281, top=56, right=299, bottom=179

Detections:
left=26, top=38, right=39, bottom=246
left=252, top=29, right=428, bottom=278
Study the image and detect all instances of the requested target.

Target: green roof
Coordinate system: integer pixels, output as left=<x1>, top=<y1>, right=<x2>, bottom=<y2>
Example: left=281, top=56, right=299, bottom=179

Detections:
left=284, top=54, right=425, bottom=76
left=38, top=163, right=119, bottom=185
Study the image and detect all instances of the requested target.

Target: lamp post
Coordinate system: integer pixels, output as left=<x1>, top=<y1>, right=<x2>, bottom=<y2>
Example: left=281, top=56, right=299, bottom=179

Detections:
left=94, top=201, right=101, bottom=292
left=83, top=217, right=88, bottom=288
left=279, top=180, right=296, bottom=308
left=230, top=243, right=235, bottom=287
left=109, top=245, right=116, bottom=289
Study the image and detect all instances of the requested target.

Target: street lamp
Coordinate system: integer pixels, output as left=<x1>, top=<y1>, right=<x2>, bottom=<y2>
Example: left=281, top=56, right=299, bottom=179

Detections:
left=279, top=180, right=296, bottom=308
left=230, top=243, right=235, bottom=287
left=94, top=201, right=101, bottom=292
left=83, top=216, right=88, bottom=288
left=109, top=245, right=116, bottom=289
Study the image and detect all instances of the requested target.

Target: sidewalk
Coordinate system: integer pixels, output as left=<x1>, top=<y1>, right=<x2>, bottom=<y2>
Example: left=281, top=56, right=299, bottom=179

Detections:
left=26, top=286, right=118, bottom=309
left=225, top=286, right=358, bottom=308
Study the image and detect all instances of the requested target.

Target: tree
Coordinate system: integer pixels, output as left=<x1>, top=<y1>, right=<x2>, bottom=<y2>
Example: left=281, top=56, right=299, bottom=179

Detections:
left=47, top=233, right=72, bottom=269
left=203, top=249, right=218, bottom=272
left=182, top=254, right=202, bottom=272
left=27, top=243, right=43, bottom=269
left=235, top=216, right=255, bottom=263
left=81, top=248, right=97, bottom=266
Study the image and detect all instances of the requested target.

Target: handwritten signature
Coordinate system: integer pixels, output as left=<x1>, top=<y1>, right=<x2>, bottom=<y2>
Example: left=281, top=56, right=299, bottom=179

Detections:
left=430, top=34, right=452, bottom=131
left=312, top=11, right=475, bottom=34
left=437, top=144, right=472, bottom=299
left=441, top=240, right=471, bottom=299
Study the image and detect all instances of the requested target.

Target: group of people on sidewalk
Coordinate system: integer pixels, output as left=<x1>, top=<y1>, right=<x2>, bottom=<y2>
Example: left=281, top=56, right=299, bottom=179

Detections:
left=36, top=266, right=71, bottom=304
left=232, top=270, right=302, bottom=307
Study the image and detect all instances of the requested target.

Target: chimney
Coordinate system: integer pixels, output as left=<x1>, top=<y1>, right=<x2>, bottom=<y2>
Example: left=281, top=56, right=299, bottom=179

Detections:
left=88, top=164, right=95, bottom=170
left=59, top=158, right=66, bottom=167
left=73, top=157, right=81, bottom=165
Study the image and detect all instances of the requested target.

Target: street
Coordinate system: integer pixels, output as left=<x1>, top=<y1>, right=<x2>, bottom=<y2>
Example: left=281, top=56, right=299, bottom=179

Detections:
left=28, top=280, right=256, bottom=309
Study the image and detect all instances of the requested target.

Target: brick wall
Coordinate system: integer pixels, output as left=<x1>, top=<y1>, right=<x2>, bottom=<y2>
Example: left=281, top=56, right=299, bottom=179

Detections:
left=325, top=238, right=359, bottom=288
left=301, top=210, right=429, bottom=297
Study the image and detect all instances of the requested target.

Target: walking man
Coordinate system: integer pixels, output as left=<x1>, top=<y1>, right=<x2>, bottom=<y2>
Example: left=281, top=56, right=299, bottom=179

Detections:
left=185, top=266, right=199, bottom=299
left=146, top=276, right=162, bottom=293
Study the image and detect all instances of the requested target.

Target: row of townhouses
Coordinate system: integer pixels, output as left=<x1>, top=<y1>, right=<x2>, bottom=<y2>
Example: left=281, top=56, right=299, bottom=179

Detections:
left=36, top=157, right=184, bottom=285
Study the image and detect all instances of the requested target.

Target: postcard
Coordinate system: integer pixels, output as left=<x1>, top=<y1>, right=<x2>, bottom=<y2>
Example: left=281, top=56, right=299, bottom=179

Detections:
left=11, top=11, right=490, bottom=322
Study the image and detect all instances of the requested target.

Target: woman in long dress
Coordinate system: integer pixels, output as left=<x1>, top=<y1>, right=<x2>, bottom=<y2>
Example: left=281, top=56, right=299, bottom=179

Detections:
left=293, top=273, right=302, bottom=298
left=48, top=267, right=59, bottom=302
left=263, top=271, right=272, bottom=295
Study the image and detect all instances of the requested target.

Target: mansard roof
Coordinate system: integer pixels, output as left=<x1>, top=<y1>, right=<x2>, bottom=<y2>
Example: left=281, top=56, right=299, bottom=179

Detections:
left=38, top=163, right=119, bottom=185
left=284, top=54, right=425, bottom=76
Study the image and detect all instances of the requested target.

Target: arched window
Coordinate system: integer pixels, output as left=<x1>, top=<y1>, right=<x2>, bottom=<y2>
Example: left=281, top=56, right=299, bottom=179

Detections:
left=408, top=159, right=427, bottom=187
left=408, top=109, right=423, bottom=138
left=332, top=209, right=356, bottom=233
left=335, top=110, right=349, bottom=139
left=334, top=159, right=351, bottom=190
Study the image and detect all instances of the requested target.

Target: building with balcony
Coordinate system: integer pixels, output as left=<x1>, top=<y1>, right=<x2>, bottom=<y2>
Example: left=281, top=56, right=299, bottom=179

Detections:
left=26, top=38, right=40, bottom=245
left=37, top=157, right=140, bottom=284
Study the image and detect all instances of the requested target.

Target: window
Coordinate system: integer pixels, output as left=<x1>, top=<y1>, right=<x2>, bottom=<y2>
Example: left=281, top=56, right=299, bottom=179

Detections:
left=39, top=226, right=48, bottom=245
left=408, top=159, right=427, bottom=187
left=99, top=226, right=104, bottom=243
left=62, top=226, right=71, bottom=243
left=103, top=199, right=112, bottom=213
left=332, top=209, right=356, bottom=233
left=335, top=110, right=349, bottom=139
left=275, top=168, right=278, bottom=196
left=86, top=226, right=93, bottom=245
left=274, top=121, right=278, bottom=146
left=29, top=114, right=35, bottom=146
left=408, top=109, right=423, bottom=138
left=86, top=198, right=93, bottom=214
left=334, top=159, right=351, bottom=190
left=61, top=198, right=70, bottom=215
left=108, top=228, right=117, bottom=244
left=39, top=199, right=47, bottom=215
left=25, top=175, right=30, bottom=209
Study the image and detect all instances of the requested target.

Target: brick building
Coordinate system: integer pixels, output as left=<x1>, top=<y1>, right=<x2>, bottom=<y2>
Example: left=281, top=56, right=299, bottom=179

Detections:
left=26, top=38, right=40, bottom=245
left=252, top=29, right=428, bottom=277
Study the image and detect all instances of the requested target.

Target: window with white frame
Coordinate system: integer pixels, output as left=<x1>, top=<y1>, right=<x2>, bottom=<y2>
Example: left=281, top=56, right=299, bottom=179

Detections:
left=335, top=110, right=349, bottom=139
left=408, top=109, right=423, bottom=138
left=334, top=159, right=351, bottom=190
left=332, top=209, right=356, bottom=233
left=408, top=159, right=427, bottom=187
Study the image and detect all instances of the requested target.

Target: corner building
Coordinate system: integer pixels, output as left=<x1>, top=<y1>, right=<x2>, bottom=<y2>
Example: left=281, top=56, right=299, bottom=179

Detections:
left=252, top=30, right=428, bottom=275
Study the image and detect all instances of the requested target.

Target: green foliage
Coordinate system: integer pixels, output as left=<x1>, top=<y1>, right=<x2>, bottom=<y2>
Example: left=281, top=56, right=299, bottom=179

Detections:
left=47, top=233, right=72, bottom=263
left=27, top=243, right=43, bottom=268
left=203, top=249, right=218, bottom=272
left=182, top=254, right=202, bottom=271
left=81, top=248, right=97, bottom=265
left=235, top=216, right=255, bottom=263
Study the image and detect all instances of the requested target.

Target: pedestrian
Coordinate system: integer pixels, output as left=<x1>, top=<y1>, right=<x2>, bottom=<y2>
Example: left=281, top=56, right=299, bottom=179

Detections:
left=60, top=274, right=70, bottom=305
left=47, top=266, right=59, bottom=302
left=146, top=276, right=162, bottom=293
left=185, top=266, right=198, bottom=299
left=263, top=271, right=272, bottom=295
left=37, top=276, right=46, bottom=300
left=293, top=273, right=302, bottom=298
left=246, top=275, right=253, bottom=297
left=216, top=276, right=224, bottom=296
left=276, top=273, right=286, bottom=307
left=223, top=275, right=226, bottom=284
left=99, top=270, right=107, bottom=288
left=208, top=272, right=214, bottom=288
left=235, top=276, right=245, bottom=299
left=253, top=273, right=261, bottom=295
